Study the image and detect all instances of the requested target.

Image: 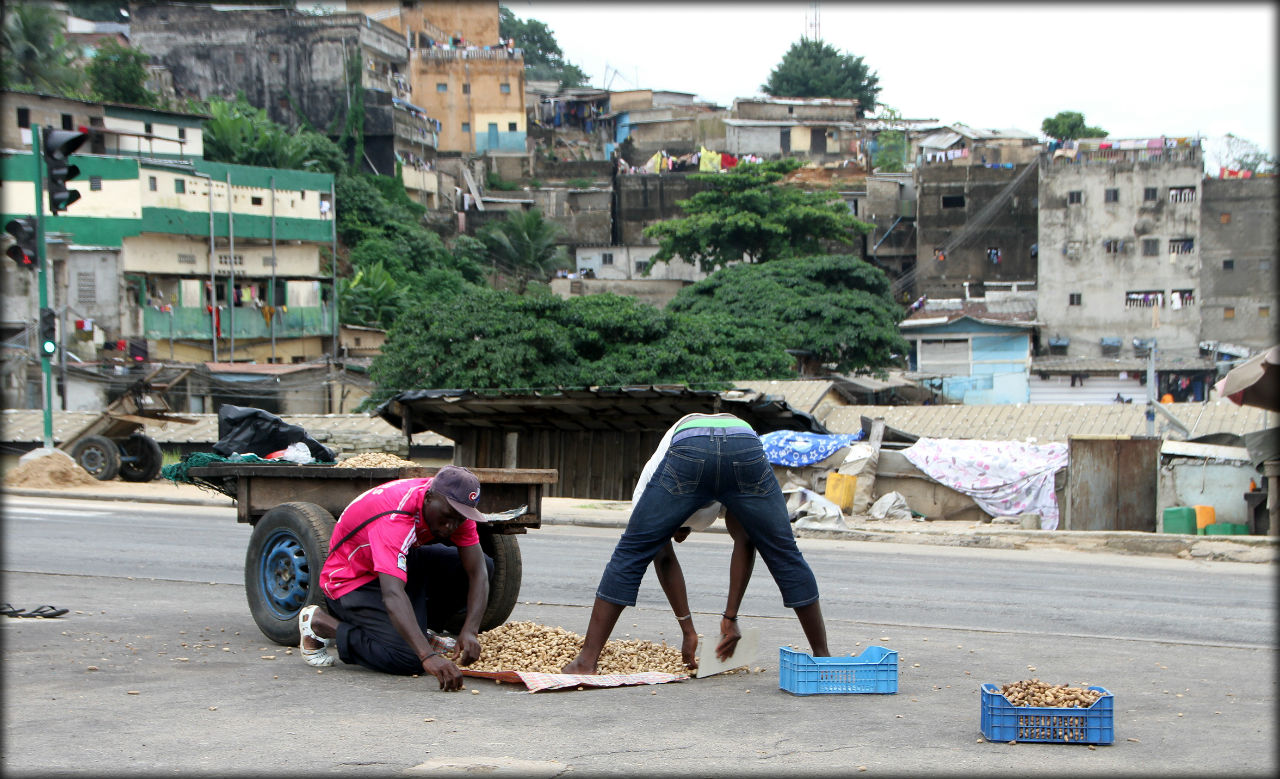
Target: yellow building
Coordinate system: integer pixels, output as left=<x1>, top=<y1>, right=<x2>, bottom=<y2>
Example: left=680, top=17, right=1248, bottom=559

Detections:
left=344, top=0, right=527, bottom=154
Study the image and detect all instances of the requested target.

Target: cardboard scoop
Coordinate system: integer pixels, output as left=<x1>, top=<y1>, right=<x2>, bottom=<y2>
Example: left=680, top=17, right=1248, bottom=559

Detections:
left=694, top=627, right=760, bottom=678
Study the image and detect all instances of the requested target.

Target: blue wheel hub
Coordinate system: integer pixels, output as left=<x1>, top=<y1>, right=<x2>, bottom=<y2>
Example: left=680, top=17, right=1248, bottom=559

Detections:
left=258, top=528, right=311, bottom=619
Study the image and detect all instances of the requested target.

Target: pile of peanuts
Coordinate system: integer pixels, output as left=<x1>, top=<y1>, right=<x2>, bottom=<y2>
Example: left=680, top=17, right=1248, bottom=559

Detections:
left=467, top=620, right=686, bottom=675
left=335, top=452, right=418, bottom=469
left=999, top=679, right=1103, bottom=708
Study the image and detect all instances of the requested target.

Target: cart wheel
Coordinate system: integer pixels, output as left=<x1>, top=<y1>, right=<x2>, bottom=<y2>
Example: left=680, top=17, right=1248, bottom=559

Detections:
left=71, top=435, right=121, bottom=481
left=245, top=502, right=335, bottom=646
left=445, top=531, right=522, bottom=634
left=119, top=433, right=163, bottom=482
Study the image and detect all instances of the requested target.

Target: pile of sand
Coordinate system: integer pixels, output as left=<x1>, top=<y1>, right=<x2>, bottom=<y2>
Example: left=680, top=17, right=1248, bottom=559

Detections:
left=3, top=449, right=99, bottom=488
left=335, top=452, right=418, bottom=469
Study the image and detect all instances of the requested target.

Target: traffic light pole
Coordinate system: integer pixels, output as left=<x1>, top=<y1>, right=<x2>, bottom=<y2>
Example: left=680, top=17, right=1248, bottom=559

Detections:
left=31, top=126, right=55, bottom=449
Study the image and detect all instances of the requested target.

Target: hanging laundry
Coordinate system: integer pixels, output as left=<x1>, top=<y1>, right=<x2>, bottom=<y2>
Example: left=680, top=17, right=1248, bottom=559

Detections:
left=721, top=153, right=739, bottom=169
left=644, top=151, right=662, bottom=174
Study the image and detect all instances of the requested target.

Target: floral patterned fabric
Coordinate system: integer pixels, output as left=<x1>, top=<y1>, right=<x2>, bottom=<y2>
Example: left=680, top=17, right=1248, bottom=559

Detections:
left=901, top=438, right=1068, bottom=530
left=760, top=430, right=865, bottom=467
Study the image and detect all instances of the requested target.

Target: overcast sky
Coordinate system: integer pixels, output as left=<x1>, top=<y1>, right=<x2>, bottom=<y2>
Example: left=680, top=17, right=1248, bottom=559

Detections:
left=506, top=1, right=1277, bottom=161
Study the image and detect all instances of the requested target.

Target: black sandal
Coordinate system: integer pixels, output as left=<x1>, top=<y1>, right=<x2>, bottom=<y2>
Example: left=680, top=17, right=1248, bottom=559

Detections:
left=1, top=603, right=23, bottom=618
left=19, top=605, right=69, bottom=618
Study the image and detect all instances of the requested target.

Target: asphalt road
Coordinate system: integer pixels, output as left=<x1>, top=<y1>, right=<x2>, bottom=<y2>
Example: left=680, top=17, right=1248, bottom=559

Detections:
left=2, top=496, right=1276, bottom=777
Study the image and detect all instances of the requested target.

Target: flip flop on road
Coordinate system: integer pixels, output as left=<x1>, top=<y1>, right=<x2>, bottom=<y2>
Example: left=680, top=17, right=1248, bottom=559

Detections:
left=1, top=603, right=24, bottom=618
left=18, top=605, right=69, bottom=618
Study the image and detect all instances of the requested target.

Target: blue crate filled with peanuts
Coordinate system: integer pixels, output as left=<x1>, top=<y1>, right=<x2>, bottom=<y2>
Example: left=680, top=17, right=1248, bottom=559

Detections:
left=980, top=679, right=1115, bottom=745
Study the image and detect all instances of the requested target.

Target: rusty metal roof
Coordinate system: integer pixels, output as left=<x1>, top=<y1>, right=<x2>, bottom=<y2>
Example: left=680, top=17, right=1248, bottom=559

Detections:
left=375, top=386, right=827, bottom=436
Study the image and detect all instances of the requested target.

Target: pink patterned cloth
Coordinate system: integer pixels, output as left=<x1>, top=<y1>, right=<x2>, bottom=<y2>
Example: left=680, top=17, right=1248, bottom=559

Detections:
left=901, top=438, right=1068, bottom=530
left=465, top=669, right=689, bottom=693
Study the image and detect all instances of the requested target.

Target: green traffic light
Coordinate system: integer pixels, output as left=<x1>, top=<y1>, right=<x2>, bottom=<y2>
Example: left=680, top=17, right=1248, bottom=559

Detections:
left=41, top=340, right=57, bottom=355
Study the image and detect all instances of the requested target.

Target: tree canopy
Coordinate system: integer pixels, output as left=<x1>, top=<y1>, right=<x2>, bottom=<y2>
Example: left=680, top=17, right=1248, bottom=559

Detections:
left=87, top=40, right=158, bottom=107
left=499, top=6, right=589, bottom=87
left=644, top=159, right=873, bottom=272
left=762, top=38, right=880, bottom=115
left=1040, top=111, right=1108, bottom=141
left=368, top=287, right=793, bottom=397
left=1213, top=133, right=1276, bottom=174
left=666, top=254, right=907, bottom=374
left=477, top=208, right=568, bottom=292
left=2, top=3, right=84, bottom=95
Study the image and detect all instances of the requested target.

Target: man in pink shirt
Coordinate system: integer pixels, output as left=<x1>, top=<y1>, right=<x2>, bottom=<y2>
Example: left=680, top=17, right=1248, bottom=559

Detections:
left=299, top=466, right=490, bottom=690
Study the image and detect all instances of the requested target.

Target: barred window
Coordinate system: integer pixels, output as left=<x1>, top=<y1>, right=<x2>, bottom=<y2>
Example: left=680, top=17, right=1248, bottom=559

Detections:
left=1142, top=238, right=1159, bottom=256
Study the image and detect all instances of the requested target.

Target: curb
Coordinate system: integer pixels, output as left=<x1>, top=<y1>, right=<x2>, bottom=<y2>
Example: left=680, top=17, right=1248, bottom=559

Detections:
left=6, top=488, right=1275, bottom=564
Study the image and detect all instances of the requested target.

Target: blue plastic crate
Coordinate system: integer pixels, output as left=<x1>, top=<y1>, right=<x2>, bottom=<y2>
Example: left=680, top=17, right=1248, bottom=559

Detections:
left=778, top=645, right=898, bottom=695
left=980, top=684, right=1114, bottom=744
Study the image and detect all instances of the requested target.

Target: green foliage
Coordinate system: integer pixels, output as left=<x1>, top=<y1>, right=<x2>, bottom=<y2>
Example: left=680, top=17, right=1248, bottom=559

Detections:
left=566, top=178, right=594, bottom=188
left=762, top=38, right=880, bottom=114
left=485, top=171, right=520, bottom=191
left=478, top=209, right=567, bottom=291
left=86, top=40, right=158, bottom=107
left=1040, top=111, right=1108, bottom=141
left=499, top=5, right=589, bottom=87
left=66, top=1, right=127, bottom=22
left=368, top=288, right=793, bottom=396
left=1216, top=133, right=1276, bottom=174
left=644, top=159, right=873, bottom=272
left=202, top=95, right=342, bottom=171
left=871, top=105, right=907, bottom=172
left=335, top=51, right=366, bottom=171
left=338, top=261, right=408, bottom=329
left=666, top=254, right=907, bottom=373
left=2, top=4, right=84, bottom=95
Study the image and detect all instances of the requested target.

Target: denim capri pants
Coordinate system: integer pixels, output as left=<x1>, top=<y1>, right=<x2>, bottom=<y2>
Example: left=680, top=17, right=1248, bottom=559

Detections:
left=595, top=427, right=820, bottom=609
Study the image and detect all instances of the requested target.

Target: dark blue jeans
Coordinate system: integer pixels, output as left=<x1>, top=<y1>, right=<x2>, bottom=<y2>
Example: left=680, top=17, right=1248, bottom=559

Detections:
left=326, top=544, right=492, bottom=675
left=596, top=429, right=820, bottom=609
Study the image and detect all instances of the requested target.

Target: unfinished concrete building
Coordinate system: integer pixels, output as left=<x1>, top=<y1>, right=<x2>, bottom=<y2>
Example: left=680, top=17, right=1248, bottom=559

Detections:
left=911, top=162, right=1040, bottom=301
left=1036, top=139, right=1204, bottom=359
left=1198, top=176, right=1279, bottom=352
left=130, top=3, right=437, bottom=182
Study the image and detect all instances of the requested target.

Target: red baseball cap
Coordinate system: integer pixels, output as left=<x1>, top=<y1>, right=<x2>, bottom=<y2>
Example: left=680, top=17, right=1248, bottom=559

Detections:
left=431, top=465, right=486, bottom=523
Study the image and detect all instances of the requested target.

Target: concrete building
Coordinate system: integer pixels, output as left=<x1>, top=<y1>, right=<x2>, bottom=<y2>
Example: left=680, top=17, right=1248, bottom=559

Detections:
left=3, top=89, right=205, bottom=162
left=913, top=162, right=1040, bottom=300
left=1198, top=176, right=1278, bottom=352
left=915, top=124, right=1041, bottom=168
left=723, top=97, right=860, bottom=161
left=343, top=0, right=527, bottom=155
left=899, top=292, right=1039, bottom=404
left=130, top=3, right=438, bottom=181
left=1036, top=138, right=1205, bottom=359
left=2, top=124, right=336, bottom=410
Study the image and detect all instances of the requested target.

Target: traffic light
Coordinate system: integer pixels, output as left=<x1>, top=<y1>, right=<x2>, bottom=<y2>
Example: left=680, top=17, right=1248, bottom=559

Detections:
left=5, top=217, right=38, bottom=269
left=38, top=308, right=57, bottom=357
left=43, top=127, right=88, bottom=213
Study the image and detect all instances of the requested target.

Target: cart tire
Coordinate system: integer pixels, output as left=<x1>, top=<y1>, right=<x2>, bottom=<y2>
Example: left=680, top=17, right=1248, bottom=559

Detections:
left=245, top=502, right=335, bottom=646
left=445, top=531, right=522, bottom=634
left=71, top=435, right=121, bottom=481
left=119, top=433, right=163, bottom=482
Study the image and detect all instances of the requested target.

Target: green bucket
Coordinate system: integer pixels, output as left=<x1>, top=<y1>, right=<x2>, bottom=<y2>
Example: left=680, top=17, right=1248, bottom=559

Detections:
left=1162, top=506, right=1197, bottom=534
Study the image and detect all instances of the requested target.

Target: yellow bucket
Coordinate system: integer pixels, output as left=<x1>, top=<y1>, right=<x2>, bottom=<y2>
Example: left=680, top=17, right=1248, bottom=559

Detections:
left=825, top=473, right=858, bottom=512
left=1194, top=505, right=1216, bottom=532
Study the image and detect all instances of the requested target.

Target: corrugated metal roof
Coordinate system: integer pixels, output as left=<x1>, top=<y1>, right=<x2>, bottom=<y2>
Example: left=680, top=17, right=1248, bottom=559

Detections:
left=919, top=130, right=963, bottom=149
left=823, top=400, right=1272, bottom=442
left=376, top=386, right=826, bottom=436
left=902, top=298, right=1039, bottom=327
left=0, top=410, right=452, bottom=448
left=730, top=380, right=837, bottom=416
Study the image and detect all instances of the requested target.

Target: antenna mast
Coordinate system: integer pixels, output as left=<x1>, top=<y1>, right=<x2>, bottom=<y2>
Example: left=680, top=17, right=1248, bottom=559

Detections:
left=805, top=0, right=821, bottom=40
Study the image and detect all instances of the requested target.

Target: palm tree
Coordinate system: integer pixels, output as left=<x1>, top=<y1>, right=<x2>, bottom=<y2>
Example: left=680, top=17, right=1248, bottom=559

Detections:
left=338, top=261, right=407, bottom=329
left=479, top=208, right=566, bottom=292
left=2, top=4, right=84, bottom=95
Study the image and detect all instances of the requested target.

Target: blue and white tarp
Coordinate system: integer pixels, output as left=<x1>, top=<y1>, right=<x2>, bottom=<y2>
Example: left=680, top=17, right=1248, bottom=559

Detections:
left=760, top=430, right=865, bottom=468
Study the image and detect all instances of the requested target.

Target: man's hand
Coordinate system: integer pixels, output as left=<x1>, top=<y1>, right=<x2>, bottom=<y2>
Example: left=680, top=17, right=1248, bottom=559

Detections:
left=453, top=630, right=482, bottom=666
left=715, top=617, right=742, bottom=662
left=422, top=653, right=462, bottom=690
left=681, top=630, right=698, bottom=670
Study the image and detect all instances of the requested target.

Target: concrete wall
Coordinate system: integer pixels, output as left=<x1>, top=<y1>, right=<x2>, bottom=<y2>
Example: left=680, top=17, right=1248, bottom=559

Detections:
left=915, top=163, right=1039, bottom=299
left=615, top=174, right=715, bottom=245
left=549, top=276, right=693, bottom=309
left=1199, top=177, right=1279, bottom=350
left=572, top=245, right=707, bottom=284
left=1037, top=150, right=1204, bottom=358
left=733, top=99, right=860, bottom=122
left=1158, top=459, right=1255, bottom=526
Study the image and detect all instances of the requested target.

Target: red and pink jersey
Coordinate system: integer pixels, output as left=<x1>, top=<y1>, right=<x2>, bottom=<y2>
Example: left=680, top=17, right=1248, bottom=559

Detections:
left=319, top=477, right=479, bottom=600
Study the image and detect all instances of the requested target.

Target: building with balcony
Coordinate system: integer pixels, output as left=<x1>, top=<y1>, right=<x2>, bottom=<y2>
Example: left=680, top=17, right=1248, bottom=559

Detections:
left=1036, top=138, right=1205, bottom=359
left=130, top=3, right=437, bottom=178
left=2, top=142, right=336, bottom=409
left=343, top=0, right=527, bottom=154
